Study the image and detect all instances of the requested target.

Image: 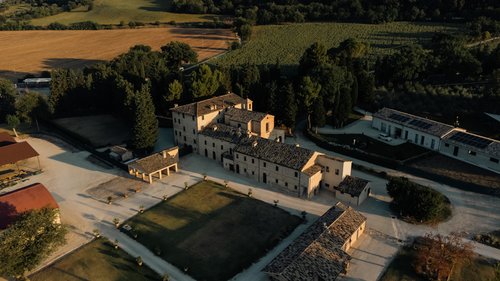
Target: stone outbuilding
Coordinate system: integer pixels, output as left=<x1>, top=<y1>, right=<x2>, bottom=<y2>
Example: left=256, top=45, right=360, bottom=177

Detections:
left=263, top=202, right=367, bottom=281
left=128, top=147, right=179, bottom=184
left=335, top=176, right=371, bottom=206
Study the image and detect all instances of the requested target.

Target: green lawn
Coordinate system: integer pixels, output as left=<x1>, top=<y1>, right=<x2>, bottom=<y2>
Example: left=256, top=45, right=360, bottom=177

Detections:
left=30, top=0, right=213, bottom=26
left=380, top=246, right=499, bottom=281
left=215, top=21, right=464, bottom=68
left=123, top=180, right=302, bottom=281
left=320, top=133, right=429, bottom=161
left=30, top=239, right=159, bottom=281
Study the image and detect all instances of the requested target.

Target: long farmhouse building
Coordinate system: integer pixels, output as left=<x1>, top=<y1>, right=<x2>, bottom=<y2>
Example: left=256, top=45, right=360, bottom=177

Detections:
left=172, top=94, right=370, bottom=201
left=372, top=108, right=500, bottom=173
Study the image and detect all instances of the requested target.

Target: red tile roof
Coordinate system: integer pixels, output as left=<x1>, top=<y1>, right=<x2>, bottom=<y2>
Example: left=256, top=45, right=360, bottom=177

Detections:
left=0, top=183, right=58, bottom=229
left=0, top=132, right=16, bottom=147
left=0, top=141, right=39, bottom=166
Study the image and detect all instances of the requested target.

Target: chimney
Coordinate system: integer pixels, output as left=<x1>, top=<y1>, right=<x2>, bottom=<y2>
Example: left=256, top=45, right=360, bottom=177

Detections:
left=213, top=125, right=218, bottom=131
left=162, top=150, right=167, bottom=158
left=252, top=140, right=258, bottom=147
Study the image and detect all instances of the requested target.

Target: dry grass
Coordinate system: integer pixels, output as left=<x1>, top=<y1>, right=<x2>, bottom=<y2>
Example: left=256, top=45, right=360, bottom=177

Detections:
left=0, top=27, right=235, bottom=79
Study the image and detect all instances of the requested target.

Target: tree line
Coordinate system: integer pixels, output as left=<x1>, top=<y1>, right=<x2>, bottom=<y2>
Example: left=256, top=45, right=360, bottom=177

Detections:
left=171, top=0, right=500, bottom=25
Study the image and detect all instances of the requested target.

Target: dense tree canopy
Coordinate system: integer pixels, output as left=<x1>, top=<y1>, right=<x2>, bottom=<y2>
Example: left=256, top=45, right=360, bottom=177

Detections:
left=0, top=208, right=67, bottom=278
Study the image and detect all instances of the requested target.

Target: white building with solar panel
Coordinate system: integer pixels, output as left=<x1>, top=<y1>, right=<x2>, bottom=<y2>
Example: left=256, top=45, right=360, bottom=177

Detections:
left=440, top=131, right=500, bottom=173
left=372, top=108, right=500, bottom=173
left=372, top=108, right=457, bottom=151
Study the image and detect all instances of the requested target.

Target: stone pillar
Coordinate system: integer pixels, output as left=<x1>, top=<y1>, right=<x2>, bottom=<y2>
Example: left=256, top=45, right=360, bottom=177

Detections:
left=148, top=174, right=152, bottom=184
left=158, top=170, right=162, bottom=179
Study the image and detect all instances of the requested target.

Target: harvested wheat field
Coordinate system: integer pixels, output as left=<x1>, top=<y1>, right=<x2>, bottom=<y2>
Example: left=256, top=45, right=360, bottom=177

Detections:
left=0, top=27, right=235, bottom=79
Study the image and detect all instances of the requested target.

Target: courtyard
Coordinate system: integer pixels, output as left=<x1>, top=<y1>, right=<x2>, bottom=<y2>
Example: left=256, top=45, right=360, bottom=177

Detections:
left=123, top=180, right=302, bottom=281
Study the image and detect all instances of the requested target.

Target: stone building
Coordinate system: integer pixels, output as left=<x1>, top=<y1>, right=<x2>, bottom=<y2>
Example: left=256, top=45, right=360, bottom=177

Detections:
left=263, top=202, right=367, bottom=281
left=128, top=147, right=179, bottom=184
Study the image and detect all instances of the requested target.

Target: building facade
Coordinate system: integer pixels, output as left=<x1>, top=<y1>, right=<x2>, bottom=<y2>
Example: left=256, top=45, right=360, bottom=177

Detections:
left=372, top=108, right=456, bottom=151
left=172, top=94, right=369, bottom=198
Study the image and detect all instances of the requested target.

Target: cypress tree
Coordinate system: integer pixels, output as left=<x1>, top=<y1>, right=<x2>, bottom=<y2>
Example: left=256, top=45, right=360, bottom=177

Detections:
left=131, top=83, right=158, bottom=152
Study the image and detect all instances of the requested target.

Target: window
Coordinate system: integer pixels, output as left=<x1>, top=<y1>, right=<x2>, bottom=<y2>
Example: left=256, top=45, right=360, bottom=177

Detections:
left=193, top=129, right=195, bottom=134
left=194, top=139, right=196, bottom=144
left=182, top=113, right=185, bottom=118
left=275, top=166, right=279, bottom=171
left=204, top=140, right=207, bottom=145
left=325, top=183, right=330, bottom=188
left=192, top=116, right=194, bottom=121
left=183, top=136, right=186, bottom=141
left=420, top=135, right=424, bottom=145
left=212, top=143, right=215, bottom=148
left=404, top=130, right=408, bottom=139
left=252, top=171, right=254, bottom=175
left=294, top=185, right=298, bottom=190
left=236, top=154, right=239, bottom=159
left=490, top=157, right=499, bottom=163
left=252, top=159, right=254, bottom=164
left=183, top=126, right=186, bottom=132
left=431, top=139, right=435, bottom=149
left=202, top=116, right=205, bottom=120
left=285, top=182, right=288, bottom=187
left=263, top=162, right=266, bottom=167
left=174, top=130, right=177, bottom=136
left=468, top=150, right=476, bottom=156
left=178, top=119, right=181, bottom=124
left=294, top=172, right=298, bottom=177
left=335, top=169, right=339, bottom=175
left=249, top=104, right=252, bottom=110
left=275, top=179, right=278, bottom=184
left=445, top=143, right=450, bottom=147
left=266, top=122, right=270, bottom=132
left=179, top=132, right=182, bottom=136
left=244, top=156, right=247, bottom=161
left=221, top=145, right=224, bottom=150
left=244, top=168, right=247, bottom=173
left=326, top=166, right=330, bottom=172
left=414, top=134, right=418, bottom=143
left=173, top=118, right=176, bottom=123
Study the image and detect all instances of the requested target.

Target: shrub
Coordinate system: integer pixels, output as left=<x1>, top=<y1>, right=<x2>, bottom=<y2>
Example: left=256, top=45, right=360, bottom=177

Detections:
left=387, top=177, right=451, bottom=223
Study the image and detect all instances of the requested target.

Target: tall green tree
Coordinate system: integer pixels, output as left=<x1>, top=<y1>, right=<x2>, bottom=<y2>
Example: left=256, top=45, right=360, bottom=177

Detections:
left=0, top=78, right=17, bottom=121
left=161, top=41, right=198, bottom=70
left=165, top=79, right=183, bottom=102
left=191, top=64, right=223, bottom=98
left=328, top=38, right=369, bottom=68
left=0, top=208, right=67, bottom=279
left=332, top=87, right=352, bottom=128
left=299, top=42, right=328, bottom=75
left=298, top=76, right=321, bottom=129
left=311, top=96, right=326, bottom=128
left=6, top=114, right=20, bottom=137
left=131, top=83, right=159, bottom=152
left=281, top=83, right=298, bottom=128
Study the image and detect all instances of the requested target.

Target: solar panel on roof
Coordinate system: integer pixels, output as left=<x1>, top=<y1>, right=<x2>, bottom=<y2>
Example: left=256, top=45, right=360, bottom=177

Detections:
left=449, top=132, right=492, bottom=149
left=409, top=119, right=432, bottom=129
left=388, top=113, right=410, bottom=123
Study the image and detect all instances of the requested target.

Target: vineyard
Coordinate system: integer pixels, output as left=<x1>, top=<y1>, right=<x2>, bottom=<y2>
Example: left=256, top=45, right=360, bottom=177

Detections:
left=215, top=22, right=464, bottom=67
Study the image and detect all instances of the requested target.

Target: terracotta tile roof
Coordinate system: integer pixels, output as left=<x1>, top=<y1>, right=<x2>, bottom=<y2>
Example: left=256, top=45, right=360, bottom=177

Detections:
left=0, top=141, right=39, bottom=166
left=0, top=183, right=58, bottom=229
left=200, top=123, right=255, bottom=144
left=0, top=132, right=16, bottom=147
left=128, top=147, right=179, bottom=174
left=303, top=164, right=322, bottom=176
left=263, top=202, right=366, bottom=281
left=225, top=107, right=269, bottom=123
left=170, top=93, right=246, bottom=116
left=235, top=138, right=315, bottom=171
left=373, top=107, right=455, bottom=137
left=337, top=176, right=370, bottom=197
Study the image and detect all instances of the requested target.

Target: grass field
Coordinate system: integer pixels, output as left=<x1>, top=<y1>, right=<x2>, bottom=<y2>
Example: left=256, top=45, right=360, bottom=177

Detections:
left=30, top=239, right=158, bottom=281
left=215, top=22, right=464, bottom=67
left=0, top=27, right=234, bottom=79
left=320, top=133, right=429, bottom=161
left=123, top=180, right=301, bottom=281
left=30, top=0, right=212, bottom=26
left=52, top=115, right=130, bottom=147
left=380, top=246, right=499, bottom=281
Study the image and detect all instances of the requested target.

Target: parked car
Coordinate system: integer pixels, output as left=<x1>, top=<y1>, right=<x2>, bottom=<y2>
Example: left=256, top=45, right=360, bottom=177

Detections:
left=378, top=133, right=392, bottom=142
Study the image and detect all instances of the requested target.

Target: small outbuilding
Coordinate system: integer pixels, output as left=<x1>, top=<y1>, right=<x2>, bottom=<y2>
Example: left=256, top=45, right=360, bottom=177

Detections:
left=0, top=133, right=41, bottom=179
left=128, top=146, right=179, bottom=184
left=335, top=176, right=370, bottom=206
left=109, top=145, right=133, bottom=162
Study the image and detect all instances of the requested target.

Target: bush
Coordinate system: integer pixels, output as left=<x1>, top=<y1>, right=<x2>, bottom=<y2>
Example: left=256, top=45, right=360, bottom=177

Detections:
left=387, top=177, right=451, bottom=223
